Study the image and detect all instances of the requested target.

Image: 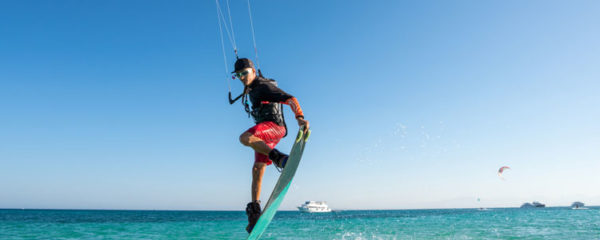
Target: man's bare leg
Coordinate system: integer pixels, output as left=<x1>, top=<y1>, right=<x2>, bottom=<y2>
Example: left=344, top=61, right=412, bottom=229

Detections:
left=240, top=132, right=271, bottom=202
left=246, top=162, right=265, bottom=233
left=252, top=162, right=267, bottom=202
left=240, top=132, right=271, bottom=155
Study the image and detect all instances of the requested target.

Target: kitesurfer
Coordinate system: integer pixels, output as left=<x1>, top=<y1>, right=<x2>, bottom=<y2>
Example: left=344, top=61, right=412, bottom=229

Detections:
left=232, top=58, right=309, bottom=233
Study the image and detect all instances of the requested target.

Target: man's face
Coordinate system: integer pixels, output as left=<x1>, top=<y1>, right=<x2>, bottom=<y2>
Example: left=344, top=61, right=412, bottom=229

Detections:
left=236, top=67, right=256, bottom=86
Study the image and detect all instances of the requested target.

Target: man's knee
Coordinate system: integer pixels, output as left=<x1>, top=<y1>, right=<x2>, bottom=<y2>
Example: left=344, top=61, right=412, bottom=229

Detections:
left=253, top=162, right=267, bottom=172
left=240, top=132, right=252, bottom=146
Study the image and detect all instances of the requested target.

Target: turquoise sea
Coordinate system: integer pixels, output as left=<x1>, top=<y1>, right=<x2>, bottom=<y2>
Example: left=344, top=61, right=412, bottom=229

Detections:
left=1, top=208, right=599, bottom=239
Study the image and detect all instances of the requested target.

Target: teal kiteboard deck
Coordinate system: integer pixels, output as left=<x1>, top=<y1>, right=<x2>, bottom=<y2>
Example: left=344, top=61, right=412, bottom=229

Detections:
left=247, top=127, right=310, bottom=240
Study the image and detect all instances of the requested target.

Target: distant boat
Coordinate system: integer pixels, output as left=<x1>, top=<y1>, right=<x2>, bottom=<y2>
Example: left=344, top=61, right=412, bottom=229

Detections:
left=532, top=201, right=545, bottom=208
left=520, top=203, right=533, bottom=208
left=520, top=201, right=545, bottom=208
left=571, top=201, right=588, bottom=210
left=298, top=201, right=332, bottom=213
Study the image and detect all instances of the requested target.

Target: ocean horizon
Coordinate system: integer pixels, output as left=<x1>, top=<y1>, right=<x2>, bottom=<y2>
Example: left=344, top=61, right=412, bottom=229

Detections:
left=2, top=205, right=599, bottom=211
left=2, top=207, right=599, bottom=239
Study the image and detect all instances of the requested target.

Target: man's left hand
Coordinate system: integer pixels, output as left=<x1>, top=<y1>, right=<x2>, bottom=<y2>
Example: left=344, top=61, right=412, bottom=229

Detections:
left=297, top=117, right=309, bottom=134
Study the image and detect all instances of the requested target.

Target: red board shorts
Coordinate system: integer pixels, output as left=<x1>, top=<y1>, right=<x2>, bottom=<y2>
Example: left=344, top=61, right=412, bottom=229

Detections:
left=245, top=121, right=286, bottom=165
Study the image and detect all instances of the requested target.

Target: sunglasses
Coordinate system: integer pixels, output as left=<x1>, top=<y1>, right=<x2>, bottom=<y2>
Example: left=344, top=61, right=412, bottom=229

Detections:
left=234, top=70, right=251, bottom=78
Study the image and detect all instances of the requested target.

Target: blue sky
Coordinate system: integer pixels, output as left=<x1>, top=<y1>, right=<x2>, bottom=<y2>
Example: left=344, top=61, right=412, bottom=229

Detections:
left=1, top=0, right=599, bottom=210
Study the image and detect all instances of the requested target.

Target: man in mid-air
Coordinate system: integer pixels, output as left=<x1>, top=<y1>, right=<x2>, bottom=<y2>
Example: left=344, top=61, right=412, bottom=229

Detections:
left=231, top=58, right=309, bottom=233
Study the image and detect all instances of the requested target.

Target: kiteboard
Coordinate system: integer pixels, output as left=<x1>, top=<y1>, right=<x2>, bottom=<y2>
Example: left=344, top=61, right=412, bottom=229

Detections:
left=247, top=127, right=310, bottom=240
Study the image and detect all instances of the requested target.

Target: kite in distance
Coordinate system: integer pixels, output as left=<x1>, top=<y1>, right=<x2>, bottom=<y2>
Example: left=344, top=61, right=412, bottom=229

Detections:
left=498, top=166, right=511, bottom=180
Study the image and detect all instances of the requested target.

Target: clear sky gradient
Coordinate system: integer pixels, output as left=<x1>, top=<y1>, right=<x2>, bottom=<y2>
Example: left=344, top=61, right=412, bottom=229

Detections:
left=1, top=0, right=599, bottom=210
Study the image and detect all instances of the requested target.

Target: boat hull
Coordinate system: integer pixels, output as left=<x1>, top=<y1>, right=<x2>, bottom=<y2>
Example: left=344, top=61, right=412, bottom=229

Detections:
left=298, top=207, right=331, bottom=213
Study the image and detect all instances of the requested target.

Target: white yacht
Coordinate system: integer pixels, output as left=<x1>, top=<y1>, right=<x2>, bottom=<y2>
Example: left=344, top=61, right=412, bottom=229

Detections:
left=297, top=201, right=332, bottom=213
left=521, top=201, right=546, bottom=208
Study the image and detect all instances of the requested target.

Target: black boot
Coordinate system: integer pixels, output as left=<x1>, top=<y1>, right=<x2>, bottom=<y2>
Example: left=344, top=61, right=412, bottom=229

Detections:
left=268, top=148, right=289, bottom=170
left=245, top=201, right=261, bottom=233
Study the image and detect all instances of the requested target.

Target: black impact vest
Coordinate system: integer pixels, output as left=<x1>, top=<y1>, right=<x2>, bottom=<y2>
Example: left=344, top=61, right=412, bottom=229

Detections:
left=247, top=77, right=292, bottom=126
